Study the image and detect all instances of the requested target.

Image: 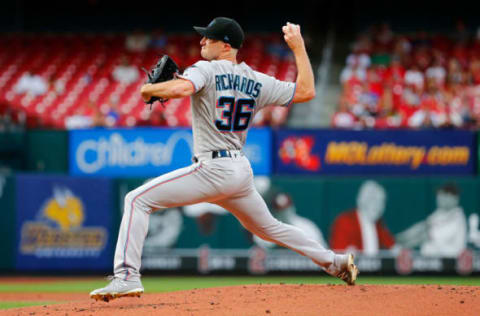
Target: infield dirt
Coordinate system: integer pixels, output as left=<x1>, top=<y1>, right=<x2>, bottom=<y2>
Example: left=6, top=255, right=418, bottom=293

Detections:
left=2, top=283, right=480, bottom=315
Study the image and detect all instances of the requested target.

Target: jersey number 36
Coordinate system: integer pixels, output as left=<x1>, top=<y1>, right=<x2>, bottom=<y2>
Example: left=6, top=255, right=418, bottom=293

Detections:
left=215, top=96, right=255, bottom=132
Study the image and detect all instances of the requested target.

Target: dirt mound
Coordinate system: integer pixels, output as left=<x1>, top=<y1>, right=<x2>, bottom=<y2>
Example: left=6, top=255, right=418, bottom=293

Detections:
left=3, top=284, right=480, bottom=315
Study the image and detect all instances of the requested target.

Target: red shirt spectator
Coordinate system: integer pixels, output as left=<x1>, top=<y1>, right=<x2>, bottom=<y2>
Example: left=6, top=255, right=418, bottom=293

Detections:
left=366, top=67, right=384, bottom=97
left=398, top=84, right=423, bottom=127
left=385, top=58, right=406, bottom=84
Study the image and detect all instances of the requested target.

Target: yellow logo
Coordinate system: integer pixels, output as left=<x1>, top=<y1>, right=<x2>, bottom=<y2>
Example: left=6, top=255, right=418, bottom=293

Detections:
left=43, top=187, right=84, bottom=231
left=20, top=186, right=107, bottom=257
left=325, top=142, right=469, bottom=169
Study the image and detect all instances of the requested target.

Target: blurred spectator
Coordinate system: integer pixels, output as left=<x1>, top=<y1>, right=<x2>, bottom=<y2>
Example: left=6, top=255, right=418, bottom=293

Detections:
left=374, top=84, right=403, bottom=129
left=352, top=68, right=384, bottom=128
left=451, top=42, right=469, bottom=69
left=399, top=82, right=423, bottom=126
left=334, top=24, right=480, bottom=130
left=14, top=72, right=48, bottom=96
left=392, top=36, right=412, bottom=60
left=0, top=32, right=299, bottom=129
left=65, top=113, right=92, bottom=129
left=112, top=56, right=139, bottom=84
left=404, top=64, right=424, bottom=89
left=266, top=37, right=290, bottom=59
left=408, top=78, right=448, bottom=128
left=385, top=56, right=405, bottom=83
left=426, top=58, right=447, bottom=86
left=469, top=56, right=480, bottom=85
left=149, top=29, right=168, bottom=52
left=412, top=45, right=432, bottom=71
left=125, top=30, right=150, bottom=53
left=331, top=97, right=358, bottom=129
left=104, top=96, right=120, bottom=127
left=340, top=55, right=367, bottom=85
left=48, top=75, right=65, bottom=96
left=447, top=58, right=467, bottom=85
left=65, top=100, right=104, bottom=129
left=0, top=105, right=25, bottom=131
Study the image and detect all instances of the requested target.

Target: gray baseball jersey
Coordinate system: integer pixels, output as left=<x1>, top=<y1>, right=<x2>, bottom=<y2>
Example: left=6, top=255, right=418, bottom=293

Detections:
left=179, top=60, right=295, bottom=154
left=110, top=58, right=346, bottom=285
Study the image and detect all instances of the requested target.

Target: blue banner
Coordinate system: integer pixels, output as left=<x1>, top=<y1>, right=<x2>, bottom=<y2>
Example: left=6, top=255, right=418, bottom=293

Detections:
left=15, top=174, right=114, bottom=271
left=274, top=129, right=476, bottom=175
left=69, top=128, right=272, bottom=176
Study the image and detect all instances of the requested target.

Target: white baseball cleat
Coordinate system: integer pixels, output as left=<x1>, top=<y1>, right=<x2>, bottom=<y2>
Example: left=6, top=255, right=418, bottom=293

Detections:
left=90, top=276, right=144, bottom=302
left=335, top=253, right=359, bottom=286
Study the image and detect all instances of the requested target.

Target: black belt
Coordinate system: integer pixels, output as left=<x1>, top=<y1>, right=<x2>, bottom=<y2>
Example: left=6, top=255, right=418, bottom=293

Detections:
left=193, top=150, right=241, bottom=163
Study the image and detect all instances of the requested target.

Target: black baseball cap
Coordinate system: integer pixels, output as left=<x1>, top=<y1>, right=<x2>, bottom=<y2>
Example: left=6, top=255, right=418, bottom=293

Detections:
left=194, top=17, right=244, bottom=49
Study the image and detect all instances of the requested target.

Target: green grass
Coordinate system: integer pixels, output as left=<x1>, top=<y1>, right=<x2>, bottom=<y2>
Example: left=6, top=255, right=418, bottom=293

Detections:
left=0, top=275, right=479, bottom=293
left=0, top=301, right=57, bottom=309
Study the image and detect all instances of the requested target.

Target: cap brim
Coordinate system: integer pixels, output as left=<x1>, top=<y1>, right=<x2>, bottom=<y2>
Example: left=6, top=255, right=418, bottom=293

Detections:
left=193, top=26, right=208, bottom=37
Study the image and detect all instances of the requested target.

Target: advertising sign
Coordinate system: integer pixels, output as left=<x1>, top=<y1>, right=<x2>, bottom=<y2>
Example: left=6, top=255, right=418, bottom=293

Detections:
left=16, top=174, right=114, bottom=270
left=70, top=128, right=272, bottom=176
left=275, top=129, right=476, bottom=175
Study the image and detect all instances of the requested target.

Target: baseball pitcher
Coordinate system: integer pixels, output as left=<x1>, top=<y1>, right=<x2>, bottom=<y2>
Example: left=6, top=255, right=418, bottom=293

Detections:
left=91, top=17, right=358, bottom=302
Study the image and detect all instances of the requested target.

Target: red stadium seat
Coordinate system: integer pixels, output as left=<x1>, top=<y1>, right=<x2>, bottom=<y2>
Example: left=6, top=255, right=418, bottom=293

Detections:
left=0, top=32, right=295, bottom=128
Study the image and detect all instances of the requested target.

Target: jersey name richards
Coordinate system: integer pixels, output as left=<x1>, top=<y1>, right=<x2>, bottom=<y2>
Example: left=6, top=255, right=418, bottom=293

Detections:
left=179, top=59, right=296, bottom=154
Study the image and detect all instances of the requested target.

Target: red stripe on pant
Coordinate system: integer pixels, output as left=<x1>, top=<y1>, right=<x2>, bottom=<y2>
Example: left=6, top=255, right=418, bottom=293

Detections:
left=123, top=163, right=203, bottom=280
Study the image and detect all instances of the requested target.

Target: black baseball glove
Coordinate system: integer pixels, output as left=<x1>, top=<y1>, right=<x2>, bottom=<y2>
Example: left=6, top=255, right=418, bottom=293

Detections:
left=142, top=55, right=179, bottom=106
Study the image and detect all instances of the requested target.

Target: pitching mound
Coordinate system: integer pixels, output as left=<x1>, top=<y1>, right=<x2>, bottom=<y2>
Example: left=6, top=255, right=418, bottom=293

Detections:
left=3, top=284, right=480, bottom=315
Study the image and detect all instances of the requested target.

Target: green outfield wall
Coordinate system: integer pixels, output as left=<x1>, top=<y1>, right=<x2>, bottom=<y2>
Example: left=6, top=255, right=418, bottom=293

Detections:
left=25, top=130, right=69, bottom=173
left=0, top=175, right=15, bottom=270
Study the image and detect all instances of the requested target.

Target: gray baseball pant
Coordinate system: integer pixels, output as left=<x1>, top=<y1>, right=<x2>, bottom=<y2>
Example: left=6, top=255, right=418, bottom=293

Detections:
left=113, top=154, right=342, bottom=280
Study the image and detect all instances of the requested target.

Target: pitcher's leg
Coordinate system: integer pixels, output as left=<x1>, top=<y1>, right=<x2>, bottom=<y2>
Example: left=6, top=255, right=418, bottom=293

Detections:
left=215, top=189, right=347, bottom=272
left=114, top=162, right=217, bottom=280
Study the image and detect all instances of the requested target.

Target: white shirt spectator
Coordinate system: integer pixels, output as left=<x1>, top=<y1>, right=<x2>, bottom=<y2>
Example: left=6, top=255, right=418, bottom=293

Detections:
left=14, top=73, right=48, bottom=96
left=408, top=109, right=447, bottom=128
left=426, top=66, right=446, bottom=85
left=14, top=74, right=30, bottom=94
left=112, top=65, right=139, bottom=84
left=404, top=69, right=424, bottom=88
left=346, top=53, right=371, bottom=69
left=340, top=67, right=367, bottom=84
left=331, top=111, right=358, bottom=128
left=65, top=115, right=93, bottom=129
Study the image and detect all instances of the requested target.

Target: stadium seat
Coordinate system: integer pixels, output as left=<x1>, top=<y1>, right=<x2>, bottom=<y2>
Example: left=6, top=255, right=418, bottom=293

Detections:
left=0, top=32, right=296, bottom=129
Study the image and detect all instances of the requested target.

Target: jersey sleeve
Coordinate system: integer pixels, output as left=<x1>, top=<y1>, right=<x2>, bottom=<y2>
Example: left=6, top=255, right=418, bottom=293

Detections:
left=258, top=73, right=296, bottom=108
left=178, top=61, right=211, bottom=93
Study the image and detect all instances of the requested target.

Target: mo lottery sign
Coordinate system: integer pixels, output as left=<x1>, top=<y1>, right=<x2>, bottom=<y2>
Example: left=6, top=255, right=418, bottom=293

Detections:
left=275, top=129, right=476, bottom=175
